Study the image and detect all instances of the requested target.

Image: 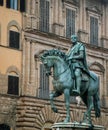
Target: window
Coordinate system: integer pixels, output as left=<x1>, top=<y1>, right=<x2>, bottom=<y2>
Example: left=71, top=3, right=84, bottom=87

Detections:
left=39, top=64, right=49, bottom=99
left=6, top=0, right=25, bottom=12
left=0, top=124, right=10, bottom=130
left=6, top=0, right=18, bottom=10
left=40, top=0, right=49, bottom=32
left=8, top=75, right=19, bottom=95
left=20, top=0, right=25, bottom=12
left=90, top=16, right=98, bottom=45
left=9, top=30, right=20, bottom=49
left=0, top=0, right=3, bottom=6
left=66, top=8, right=75, bottom=38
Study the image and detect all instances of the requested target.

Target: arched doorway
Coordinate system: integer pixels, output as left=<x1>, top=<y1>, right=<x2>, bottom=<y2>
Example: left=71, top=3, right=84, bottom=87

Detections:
left=0, top=124, right=10, bottom=130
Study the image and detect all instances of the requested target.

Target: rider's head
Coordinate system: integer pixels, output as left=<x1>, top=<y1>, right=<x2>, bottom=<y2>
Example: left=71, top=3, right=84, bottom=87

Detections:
left=71, top=35, right=78, bottom=43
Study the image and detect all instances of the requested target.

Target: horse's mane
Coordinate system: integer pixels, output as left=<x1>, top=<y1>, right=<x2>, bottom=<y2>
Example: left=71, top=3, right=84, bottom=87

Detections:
left=43, top=49, right=66, bottom=61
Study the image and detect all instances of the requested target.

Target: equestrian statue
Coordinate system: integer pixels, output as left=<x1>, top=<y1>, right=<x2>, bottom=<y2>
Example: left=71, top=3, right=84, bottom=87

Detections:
left=40, top=35, right=101, bottom=125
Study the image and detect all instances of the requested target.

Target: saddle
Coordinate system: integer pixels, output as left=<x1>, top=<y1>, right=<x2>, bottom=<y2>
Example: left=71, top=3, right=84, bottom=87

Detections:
left=81, top=73, right=89, bottom=82
left=71, top=71, right=89, bottom=82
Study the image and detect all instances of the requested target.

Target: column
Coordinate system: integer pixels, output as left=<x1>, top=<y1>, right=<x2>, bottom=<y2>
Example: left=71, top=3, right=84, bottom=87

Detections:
left=54, top=0, right=59, bottom=24
left=22, top=39, right=30, bottom=95
left=103, top=59, right=107, bottom=96
left=25, top=39, right=30, bottom=85
left=31, top=0, right=36, bottom=15
left=35, top=0, right=40, bottom=29
left=106, top=4, right=108, bottom=37
left=30, top=42, right=35, bottom=85
left=26, top=0, right=31, bottom=14
left=78, top=0, right=88, bottom=43
left=102, top=4, right=105, bottom=37
left=53, top=0, right=59, bottom=35
left=50, top=0, right=54, bottom=32
left=79, top=0, right=83, bottom=30
left=58, top=0, right=64, bottom=36
left=83, top=0, right=87, bottom=31
left=22, top=39, right=26, bottom=95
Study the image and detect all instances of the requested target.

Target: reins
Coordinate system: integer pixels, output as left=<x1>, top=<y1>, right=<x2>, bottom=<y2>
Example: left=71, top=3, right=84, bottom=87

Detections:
left=50, top=67, right=68, bottom=79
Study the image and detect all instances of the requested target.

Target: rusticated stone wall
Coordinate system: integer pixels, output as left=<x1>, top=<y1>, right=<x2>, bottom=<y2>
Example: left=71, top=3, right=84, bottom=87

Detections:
left=0, top=73, right=7, bottom=94
left=0, top=94, right=17, bottom=130
left=16, top=96, right=108, bottom=130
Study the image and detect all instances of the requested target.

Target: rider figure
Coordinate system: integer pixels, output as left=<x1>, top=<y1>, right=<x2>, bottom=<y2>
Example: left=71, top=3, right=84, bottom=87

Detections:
left=66, top=35, right=90, bottom=96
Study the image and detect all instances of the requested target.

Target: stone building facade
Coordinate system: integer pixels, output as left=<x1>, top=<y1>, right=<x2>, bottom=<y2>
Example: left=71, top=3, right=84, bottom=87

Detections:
left=0, top=0, right=108, bottom=130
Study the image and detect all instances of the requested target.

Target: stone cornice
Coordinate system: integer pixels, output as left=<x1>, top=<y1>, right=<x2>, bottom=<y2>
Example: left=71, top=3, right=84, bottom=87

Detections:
left=25, top=30, right=108, bottom=55
left=85, top=43, right=108, bottom=55
left=101, top=36, right=108, bottom=40
left=86, top=6, right=102, bottom=15
left=63, top=0, right=79, bottom=6
left=24, top=30, right=71, bottom=50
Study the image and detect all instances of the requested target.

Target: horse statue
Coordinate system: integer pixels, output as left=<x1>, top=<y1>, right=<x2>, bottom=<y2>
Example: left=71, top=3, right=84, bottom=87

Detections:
left=40, top=49, right=100, bottom=125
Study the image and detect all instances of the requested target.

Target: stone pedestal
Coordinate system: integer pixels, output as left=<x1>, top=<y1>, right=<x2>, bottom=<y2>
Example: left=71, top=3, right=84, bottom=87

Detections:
left=52, top=122, right=105, bottom=130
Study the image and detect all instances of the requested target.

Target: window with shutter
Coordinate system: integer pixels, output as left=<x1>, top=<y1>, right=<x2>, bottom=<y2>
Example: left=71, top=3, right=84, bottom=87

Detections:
left=0, top=0, right=3, bottom=6
left=39, top=64, right=49, bottom=99
left=40, top=0, right=49, bottom=32
left=90, top=16, right=98, bottom=45
left=9, top=30, right=20, bottom=49
left=11, top=0, right=17, bottom=10
left=66, top=8, right=75, bottom=38
left=6, top=0, right=10, bottom=8
left=8, top=75, right=19, bottom=95
left=6, top=0, right=18, bottom=10
left=20, top=0, right=25, bottom=12
left=6, top=0, right=25, bottom=12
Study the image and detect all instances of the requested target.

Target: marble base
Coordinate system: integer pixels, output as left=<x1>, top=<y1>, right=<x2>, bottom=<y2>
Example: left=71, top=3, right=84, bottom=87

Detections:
left=52, top=122, right=105, bottom=130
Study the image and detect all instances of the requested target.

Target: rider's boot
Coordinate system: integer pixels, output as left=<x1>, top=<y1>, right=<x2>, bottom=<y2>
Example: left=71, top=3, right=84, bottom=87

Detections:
left=73, top=76, right=81, bottom=96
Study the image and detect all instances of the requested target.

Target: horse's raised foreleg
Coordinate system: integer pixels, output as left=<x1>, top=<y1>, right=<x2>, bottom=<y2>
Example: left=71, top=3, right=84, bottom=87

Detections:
left=64, top=88, right=70, bottom=123
left=50, top=91, right=61, bottom=113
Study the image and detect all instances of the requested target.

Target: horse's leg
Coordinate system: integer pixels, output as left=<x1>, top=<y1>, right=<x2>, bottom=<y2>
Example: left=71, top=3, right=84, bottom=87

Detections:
left=83, top=95, right=93, bottom=125
left=50, top=91, right=61, bottom=113
left=64, top=88, right=70, bottom=123
left=87, top=95, right=93, bottom=124
left=81, top=93, right=93, bottom=125
left=93, top=92, right=101, bottom=117
left=81, top=93, right=88, bottom=122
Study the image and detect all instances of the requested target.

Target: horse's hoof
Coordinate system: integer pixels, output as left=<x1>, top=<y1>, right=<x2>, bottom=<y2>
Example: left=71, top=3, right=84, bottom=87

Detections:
left=64, top=119, right=69, bottom=123
left=81, top=120, right=92, bottom=126
left=63, top=117, right=70, bottom=123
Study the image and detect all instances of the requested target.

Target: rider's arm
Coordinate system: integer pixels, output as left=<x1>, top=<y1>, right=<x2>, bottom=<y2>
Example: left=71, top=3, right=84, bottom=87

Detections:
left=72, top=50, right=84, bottom=60
left=65, top=48, right=73, bottom=60
left=72, top=44, right=85, bottom=60
left=66, top=50, right=84, bottom=60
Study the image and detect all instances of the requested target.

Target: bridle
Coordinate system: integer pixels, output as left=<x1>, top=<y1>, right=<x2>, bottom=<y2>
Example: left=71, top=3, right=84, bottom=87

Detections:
left=45, top=65, right=68, bottom=79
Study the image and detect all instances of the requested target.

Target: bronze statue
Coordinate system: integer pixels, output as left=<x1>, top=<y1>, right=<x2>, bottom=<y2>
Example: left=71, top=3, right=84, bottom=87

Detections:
left=66, top=35, right=92, bottom=96
left=40, top=35, right=100, bottom=125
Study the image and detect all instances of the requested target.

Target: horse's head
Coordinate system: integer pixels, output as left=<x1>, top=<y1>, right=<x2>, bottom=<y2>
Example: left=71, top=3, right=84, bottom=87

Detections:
left=40, top=49, right=66, bottom=76
left=40, top=52, right=54, bottom=76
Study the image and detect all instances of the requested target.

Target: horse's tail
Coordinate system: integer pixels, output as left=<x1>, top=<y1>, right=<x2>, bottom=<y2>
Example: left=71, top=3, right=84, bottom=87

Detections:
left=93, top=91, right=101, bottom=117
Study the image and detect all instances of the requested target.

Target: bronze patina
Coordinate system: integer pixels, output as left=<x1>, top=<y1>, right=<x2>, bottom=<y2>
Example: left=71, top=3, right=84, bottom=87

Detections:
left=40, top=35, right=100, bottom=125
